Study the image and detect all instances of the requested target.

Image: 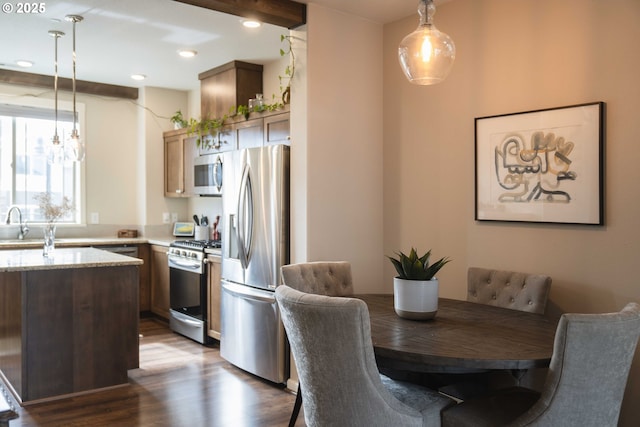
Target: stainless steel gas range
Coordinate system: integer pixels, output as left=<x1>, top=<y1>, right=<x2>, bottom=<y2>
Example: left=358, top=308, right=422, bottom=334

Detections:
left=168, top=239, right=221, bottom=344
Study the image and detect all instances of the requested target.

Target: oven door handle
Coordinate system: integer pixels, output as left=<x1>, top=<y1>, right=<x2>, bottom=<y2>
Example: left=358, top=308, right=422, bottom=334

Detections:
left=169, top=257, right=203, bottom=271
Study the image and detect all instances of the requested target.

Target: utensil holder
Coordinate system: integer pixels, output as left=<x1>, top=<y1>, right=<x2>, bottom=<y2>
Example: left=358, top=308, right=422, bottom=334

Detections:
left=195, top=225, right=209, bottom=240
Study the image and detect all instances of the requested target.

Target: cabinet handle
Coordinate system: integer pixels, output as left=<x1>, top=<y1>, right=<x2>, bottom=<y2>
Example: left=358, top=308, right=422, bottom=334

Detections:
left=175, top=189, right=183, bottom=194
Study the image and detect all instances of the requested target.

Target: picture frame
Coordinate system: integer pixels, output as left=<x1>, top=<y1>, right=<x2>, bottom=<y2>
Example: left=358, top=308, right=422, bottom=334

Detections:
left=475, top=102, right=605, bottom=225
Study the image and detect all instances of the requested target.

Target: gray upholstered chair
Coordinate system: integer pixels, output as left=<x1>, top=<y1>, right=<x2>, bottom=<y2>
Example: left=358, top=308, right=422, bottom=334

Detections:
left=280, top=261, right=354, bottom=426
left=276, top=285, right=454, bottom=427
left=438, top=268, right=553, bottom=401
left=281, top=261, right=354, bottom=297
left=467, top=267, right=552, bottom=314
left=441, top=302, right=640, bottom=427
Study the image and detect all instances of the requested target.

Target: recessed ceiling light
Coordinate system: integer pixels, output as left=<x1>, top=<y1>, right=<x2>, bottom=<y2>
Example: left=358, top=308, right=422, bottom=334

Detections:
left=131, top=74, right=146, bottom=81
left=16, top=60, right=33, bottom=68
left=177, top=49, right=197, bottom=58
left=242, top=20, right=261, bottom=28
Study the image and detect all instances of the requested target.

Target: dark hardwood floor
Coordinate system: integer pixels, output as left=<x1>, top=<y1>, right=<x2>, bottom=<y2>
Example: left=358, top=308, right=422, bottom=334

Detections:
left=6, top=318, right=306, bottom=426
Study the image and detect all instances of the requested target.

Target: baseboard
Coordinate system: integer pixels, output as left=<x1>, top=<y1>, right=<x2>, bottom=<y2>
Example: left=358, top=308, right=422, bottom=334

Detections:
left=286, top=378, right=299, bottom=394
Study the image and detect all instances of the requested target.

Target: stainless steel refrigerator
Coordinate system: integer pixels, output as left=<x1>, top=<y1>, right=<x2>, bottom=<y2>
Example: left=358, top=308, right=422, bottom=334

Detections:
left=220, top=144, right=289, bottom=384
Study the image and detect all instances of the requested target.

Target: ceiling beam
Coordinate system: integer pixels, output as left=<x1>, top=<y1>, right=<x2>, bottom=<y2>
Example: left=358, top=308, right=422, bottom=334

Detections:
left=0, top=69, right=139, bottom=100
left=173, top=0, right=306, bottom=29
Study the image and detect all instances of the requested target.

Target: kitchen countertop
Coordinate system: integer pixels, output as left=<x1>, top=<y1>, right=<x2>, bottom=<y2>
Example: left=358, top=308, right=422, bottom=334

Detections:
left=0, top=236, right=222, bottom=256
left=0, top=247, right=144, bottom=272
left=0, top=236, right=173, bottom=249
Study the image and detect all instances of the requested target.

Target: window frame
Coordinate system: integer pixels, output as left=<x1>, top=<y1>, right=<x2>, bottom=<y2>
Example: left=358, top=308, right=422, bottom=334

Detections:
left=0, top=94, right=86, bottom=227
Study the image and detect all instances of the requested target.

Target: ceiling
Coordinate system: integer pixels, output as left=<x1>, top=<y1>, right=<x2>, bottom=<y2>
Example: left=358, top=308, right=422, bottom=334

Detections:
left=0, top=0, right=439, bottom=92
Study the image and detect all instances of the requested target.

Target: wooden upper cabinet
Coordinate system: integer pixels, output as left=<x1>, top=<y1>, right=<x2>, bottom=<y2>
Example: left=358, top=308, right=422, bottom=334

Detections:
left=199, top=61, right=263, bottom=120
left=164, top=132, right=184, bottom=197
left=236, top=118, right=264, bottom=150
left=164, top=128, right=193, bottom=197
left=264, top=112, right=290, bottom=146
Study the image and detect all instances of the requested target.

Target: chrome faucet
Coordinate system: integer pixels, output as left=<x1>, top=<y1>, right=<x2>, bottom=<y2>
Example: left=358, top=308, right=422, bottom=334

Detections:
left=4, top=206, right=30, bottom=240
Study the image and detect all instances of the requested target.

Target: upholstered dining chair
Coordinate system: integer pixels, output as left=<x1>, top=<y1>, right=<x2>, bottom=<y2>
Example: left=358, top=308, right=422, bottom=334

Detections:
left=441, top=302, right=640, bottom=427
left=280, top=261, right=354, bottom=426
left=467, top=267, right=552, bottom=314
left=438, top=268, right=553, bottom=401
left=276, top=285, right=455, bottom=427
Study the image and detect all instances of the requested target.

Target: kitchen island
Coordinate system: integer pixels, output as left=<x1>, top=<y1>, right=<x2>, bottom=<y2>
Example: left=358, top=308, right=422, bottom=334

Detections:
left=0, top=248, right=142, bottom=404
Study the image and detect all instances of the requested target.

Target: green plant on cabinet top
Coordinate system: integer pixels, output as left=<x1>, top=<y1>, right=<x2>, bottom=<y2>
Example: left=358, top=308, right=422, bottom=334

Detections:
left=177, top=33, right=296, bottom=149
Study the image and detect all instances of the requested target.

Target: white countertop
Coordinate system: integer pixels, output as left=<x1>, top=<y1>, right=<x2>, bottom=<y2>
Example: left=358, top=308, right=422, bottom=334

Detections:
left=0, top=247, right=144, bottom=272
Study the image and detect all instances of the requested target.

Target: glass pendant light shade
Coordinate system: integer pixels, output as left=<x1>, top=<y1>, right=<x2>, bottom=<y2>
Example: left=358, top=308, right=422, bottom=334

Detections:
left=66, top=128, right=85, bottom=162
left=47, top=134, right=65, bottom=164
left=398, top=0, right=455, bottom=85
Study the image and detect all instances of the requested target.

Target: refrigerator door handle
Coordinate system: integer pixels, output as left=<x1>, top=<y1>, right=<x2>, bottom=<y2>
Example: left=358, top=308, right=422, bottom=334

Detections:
left=237, top=163, right=253, bottom=269
left=222, top=281, right=276, bottom=303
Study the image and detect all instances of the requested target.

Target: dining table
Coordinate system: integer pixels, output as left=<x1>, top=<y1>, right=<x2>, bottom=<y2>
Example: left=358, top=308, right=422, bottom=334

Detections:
left=357, top=295, right=558, bottom=374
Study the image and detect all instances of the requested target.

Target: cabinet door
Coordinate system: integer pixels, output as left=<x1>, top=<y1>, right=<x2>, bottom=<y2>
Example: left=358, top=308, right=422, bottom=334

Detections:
left=164, top=134, right=184, bottom=197
left=137, top=244, right=151, bottom=312
left=236, top=118, right=264, bottom=150
left=150, top=245, right=170, bottom=319
left=183, top=136, right=196, bottom=196
left=198, top=125, right=236, bottom=155
left=207, top=255, right=222, bottom=340
left=264, top=112, right=290, bottom=146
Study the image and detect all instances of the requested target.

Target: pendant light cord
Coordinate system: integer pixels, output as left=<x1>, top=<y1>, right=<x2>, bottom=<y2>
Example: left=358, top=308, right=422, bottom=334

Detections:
left=65, top=15, right=83, bottom=136
left=48, top=30, right=64, bottom=143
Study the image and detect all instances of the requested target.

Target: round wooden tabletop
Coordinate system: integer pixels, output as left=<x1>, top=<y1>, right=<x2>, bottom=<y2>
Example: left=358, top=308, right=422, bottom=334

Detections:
left=358, top=295, right=558, bottom=373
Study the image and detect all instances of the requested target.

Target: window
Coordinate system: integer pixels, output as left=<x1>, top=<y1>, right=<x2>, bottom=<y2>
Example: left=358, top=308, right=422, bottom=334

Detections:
left=0, top=102, right=82, bottom=225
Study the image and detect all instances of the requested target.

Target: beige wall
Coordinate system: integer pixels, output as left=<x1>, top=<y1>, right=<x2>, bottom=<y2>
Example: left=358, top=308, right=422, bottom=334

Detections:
left=383, top=0, right=640, bottom=424
left=0, top=57, right=288, bottom=238
left=291, top=4, right=385, bottom=292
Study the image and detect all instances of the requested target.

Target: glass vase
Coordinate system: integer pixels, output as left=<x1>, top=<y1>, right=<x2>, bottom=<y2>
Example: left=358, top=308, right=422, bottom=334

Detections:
left=43, top=224, right=56, bottom=257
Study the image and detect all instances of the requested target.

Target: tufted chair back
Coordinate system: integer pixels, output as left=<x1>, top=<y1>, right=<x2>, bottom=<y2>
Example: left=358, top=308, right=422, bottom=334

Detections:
left=276, top=285, right=453, bottom=427
left=467, top=267, right=551, bottom=314
left=279, top=261, right=354, bottom=426
left=281, top=261, right=354, bottom=297
left=441, top=303, right=640, bottom=427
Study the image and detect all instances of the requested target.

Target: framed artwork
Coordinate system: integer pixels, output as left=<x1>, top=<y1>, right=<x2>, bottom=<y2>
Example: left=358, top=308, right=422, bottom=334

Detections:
left=475, top=102, right=605, bottom=225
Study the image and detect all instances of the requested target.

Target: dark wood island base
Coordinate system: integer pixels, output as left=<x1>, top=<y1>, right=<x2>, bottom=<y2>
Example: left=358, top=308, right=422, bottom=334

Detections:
left=0, top=248, right=141, bottom=405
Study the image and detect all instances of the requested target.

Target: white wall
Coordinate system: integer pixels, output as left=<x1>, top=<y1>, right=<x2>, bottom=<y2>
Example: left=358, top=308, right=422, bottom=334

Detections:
left=383, top=0, right=640, bottom=424
left=293, top=4, right=385, bottom=293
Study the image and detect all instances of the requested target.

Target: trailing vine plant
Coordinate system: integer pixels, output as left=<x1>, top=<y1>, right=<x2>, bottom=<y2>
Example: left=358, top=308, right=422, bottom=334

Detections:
left=178, top=33, right=296, bottom=149
left=279, top=34, right=295, bottom=105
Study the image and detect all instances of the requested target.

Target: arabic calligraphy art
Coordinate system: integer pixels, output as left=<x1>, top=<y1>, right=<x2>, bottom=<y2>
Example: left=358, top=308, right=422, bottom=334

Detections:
left=475, top=102, right=604, bottom=225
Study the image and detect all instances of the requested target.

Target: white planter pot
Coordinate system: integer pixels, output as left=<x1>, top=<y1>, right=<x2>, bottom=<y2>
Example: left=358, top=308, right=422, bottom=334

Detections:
left=393, top=277, right=439, bottom=320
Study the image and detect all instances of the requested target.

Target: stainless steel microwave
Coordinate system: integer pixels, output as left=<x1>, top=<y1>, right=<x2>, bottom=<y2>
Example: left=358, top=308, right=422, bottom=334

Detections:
left=193, top=153, right=223, bottom=196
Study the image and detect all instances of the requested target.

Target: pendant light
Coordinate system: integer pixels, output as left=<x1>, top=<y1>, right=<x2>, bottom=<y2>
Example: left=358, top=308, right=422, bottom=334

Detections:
left=398, top=0, right=456, bottom=85
left=47, top=29, right=65, bottom=165
left=65, top=14, right=84, bottom=162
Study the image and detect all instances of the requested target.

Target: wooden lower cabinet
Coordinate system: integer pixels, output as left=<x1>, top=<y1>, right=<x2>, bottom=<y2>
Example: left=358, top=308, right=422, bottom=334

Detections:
left=150, top=245, right=170, bottom=319
left=0, top=265, right=139, bottom=403
left=137, top=244, right=151, bottom=312
left=207, top=254, right=222, bottom=340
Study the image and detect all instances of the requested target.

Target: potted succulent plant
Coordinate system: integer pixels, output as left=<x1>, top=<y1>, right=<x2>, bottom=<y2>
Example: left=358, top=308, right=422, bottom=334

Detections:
left=388, top=248, right=451, bottom=320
